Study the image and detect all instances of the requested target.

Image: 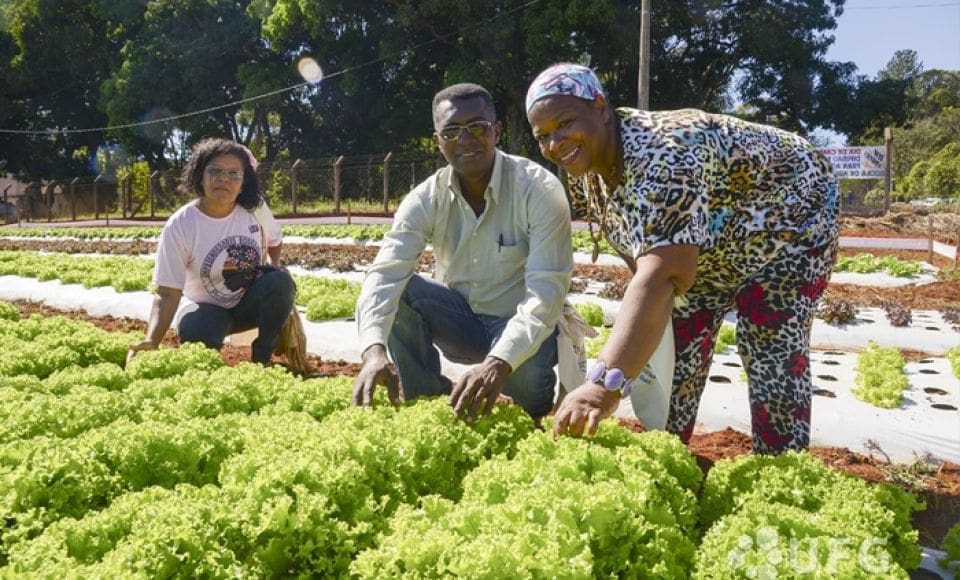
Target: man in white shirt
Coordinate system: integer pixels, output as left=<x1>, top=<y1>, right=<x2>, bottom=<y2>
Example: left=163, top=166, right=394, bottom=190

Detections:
left=353, top=83, right=573, bottom=421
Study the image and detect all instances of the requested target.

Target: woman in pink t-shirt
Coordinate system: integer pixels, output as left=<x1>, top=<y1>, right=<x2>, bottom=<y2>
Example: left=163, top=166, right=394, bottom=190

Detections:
left=127, top=138, right=296, bottom=365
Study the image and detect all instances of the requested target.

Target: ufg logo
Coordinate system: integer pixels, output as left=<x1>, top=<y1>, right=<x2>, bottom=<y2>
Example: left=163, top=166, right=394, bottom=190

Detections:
left=727, top=526, right=892, bottom=578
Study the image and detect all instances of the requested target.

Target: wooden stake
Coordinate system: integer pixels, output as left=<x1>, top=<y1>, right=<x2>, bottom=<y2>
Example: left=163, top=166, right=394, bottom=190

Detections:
left=954, top=225, right=959, bottom=269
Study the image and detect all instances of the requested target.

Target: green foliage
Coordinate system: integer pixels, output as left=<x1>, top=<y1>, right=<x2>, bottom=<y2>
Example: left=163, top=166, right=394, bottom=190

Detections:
left=0, top=251, right=154, bottom=292
left=920, top=142, right=960, bottom=200
left=571, top=230, right=616, bottom=256
left=0, top=315, right=136, bottom=378
left=694, top=503, right=913, bottom=578
left=0, top=314, right=930, bottom=577
left=4, top=0, right=857, bottom=176
left=44, top=363, right=129, bottom=394
left=295, top=275, right=361, bottom=321
left=0, top=301, right=18, bottom=322
left=697, top=451, right=922, bottom=577
left=853, top=341, right=909, bottom=408
left=283, top=224, right=389, bottom=241
left=125, top=342, right=224, bottom=380
left=0, top=227, right=162, bottom=240
left=0, top=224, right=390, bottom=242
left=355, top=429, right=701, bottom=578
left=833, top=253, right=924, bottom=277
left=941, top=522, right=960, bottom=567
left=947, top=346, right=960, bottom=380
left=574, top=301, right=605, bottom=327
left=585, top=325, right=611, bottom=359
left=714, top=324, right=736, bottom=353
left=262, top=149, right=296, bottom=208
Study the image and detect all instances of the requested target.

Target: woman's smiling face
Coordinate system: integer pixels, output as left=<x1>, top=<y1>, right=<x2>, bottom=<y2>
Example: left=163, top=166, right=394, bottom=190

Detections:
left=528, top=95, right=608, bottom=178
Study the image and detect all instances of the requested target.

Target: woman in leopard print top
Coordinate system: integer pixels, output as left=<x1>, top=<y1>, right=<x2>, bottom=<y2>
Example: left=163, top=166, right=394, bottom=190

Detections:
left=527, top=63, right=838, bottom=454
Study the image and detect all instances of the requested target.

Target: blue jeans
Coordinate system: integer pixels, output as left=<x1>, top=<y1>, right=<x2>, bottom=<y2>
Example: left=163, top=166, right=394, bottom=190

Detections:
left=388, top=275, right=557, bottom=418
left=178, top=267, right=296, bottom=364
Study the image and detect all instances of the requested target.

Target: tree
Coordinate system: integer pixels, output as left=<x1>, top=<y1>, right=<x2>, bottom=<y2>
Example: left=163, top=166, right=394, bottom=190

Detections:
left=1, top=0, right=864, bottom=176
left=0, top=0, right=119, bottom=180
left=648, top=0, right=851, bottom=134
left=99, top=0, right=268, bottom=168
left=877, top=49, right=922, bottom=83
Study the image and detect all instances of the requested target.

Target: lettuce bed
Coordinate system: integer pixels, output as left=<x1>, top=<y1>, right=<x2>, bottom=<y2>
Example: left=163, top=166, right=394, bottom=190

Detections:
left=0, top=303, right=924, bottom=577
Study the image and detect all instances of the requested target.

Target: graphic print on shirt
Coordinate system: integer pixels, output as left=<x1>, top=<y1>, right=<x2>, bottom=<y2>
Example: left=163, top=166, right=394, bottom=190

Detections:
left=200, top=235, right=261, bottom=302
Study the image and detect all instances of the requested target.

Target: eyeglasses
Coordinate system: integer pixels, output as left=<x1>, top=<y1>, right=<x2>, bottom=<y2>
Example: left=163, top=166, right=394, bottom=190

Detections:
left=205, top=167, right=244, bottom=181
left=437, top=120, right=493, bottom=142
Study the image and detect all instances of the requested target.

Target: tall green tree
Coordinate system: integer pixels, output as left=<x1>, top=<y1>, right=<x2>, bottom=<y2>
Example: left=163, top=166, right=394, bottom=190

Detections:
left=1, top=0, right=867, bottom=176
left=0, top=0, right=119, bottom=179
left=99, top=0, right=269, bottom=168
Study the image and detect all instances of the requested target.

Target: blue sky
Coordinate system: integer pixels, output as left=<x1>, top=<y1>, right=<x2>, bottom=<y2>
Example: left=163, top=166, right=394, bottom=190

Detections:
left=814, top=0, right=959, bottom=144
left=826, top=0, right=960, bottom=77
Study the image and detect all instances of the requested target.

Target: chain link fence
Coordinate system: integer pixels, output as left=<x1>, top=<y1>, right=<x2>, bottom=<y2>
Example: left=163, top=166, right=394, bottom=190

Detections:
left=6, top=152, right=445, bottom=223
left=7, top=155, right=946, bottom=226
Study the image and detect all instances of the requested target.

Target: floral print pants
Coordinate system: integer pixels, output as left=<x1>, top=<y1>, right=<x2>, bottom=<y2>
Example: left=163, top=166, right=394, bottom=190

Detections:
left=665, top=230, right=839, bottom=454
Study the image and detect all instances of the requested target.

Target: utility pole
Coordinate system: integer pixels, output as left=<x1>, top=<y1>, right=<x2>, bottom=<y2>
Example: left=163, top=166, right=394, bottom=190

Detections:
left=637, top=0, right=651, bottom=109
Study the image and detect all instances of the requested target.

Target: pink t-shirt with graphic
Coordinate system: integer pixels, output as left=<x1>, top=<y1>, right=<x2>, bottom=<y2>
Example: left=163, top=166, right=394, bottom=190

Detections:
left=154, top=201, right=282, bottom=308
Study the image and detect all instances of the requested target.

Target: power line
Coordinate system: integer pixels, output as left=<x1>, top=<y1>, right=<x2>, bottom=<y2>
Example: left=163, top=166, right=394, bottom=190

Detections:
left=0, top=0, right=542, bottom=137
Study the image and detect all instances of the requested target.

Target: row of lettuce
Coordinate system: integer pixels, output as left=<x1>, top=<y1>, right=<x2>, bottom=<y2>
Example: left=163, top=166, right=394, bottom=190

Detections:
left=0, top=250, right=358, bottom=321
left=0, top=226, right=933, bottom=277
left=1, top=249, right=955, bottom=413
left=0, top=301, right=950, bottom=577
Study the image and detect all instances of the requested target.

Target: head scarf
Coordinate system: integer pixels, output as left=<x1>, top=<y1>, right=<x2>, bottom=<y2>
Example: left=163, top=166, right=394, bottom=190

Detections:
left=525, top=63, right=605, bottom=114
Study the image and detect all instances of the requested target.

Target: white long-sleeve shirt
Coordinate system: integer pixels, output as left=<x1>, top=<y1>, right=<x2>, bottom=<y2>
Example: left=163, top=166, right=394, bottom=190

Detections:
left=356, top=150, right=573, bottom=370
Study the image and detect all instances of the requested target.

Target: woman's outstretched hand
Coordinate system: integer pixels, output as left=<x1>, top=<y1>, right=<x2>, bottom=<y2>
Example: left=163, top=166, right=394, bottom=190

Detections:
left=552, top=381, right=622, bottom=438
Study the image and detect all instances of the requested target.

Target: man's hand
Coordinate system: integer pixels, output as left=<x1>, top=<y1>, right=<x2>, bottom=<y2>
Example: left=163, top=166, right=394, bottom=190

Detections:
left=449, top=356, right=512, bottom=423
left=352, top=344, right=402, bottom=406
left=126, top=340, right=158, bottom=366
left=552, top=381, right=622, bottom=438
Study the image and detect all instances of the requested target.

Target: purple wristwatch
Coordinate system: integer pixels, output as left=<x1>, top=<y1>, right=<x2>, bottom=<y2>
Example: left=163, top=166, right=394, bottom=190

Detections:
left=586, top=361, right=634, bottom=398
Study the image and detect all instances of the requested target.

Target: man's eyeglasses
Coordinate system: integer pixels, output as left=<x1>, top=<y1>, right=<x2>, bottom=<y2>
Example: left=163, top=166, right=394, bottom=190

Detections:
left=437, top=121, right=493, bottom=142
left=205, top=167, right=244, bottom=181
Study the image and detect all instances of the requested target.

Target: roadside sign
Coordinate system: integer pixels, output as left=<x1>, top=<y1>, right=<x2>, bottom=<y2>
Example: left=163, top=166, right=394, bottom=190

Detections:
left=817, top=146, right=885, bottom=179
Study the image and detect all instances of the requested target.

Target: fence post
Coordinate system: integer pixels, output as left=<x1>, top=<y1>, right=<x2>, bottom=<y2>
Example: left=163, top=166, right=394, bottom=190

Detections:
left=383, top=152, right=393, bottom=214
left=333, top=156, right=343, bottom=214
left=150, top=171, right=160, bottom=218
left=121, top=174, right=132, bottom=219
left=69, top=178, right=79, bottom=221
left=44, top=181, right=56, bottom=222
left=94, top=174, right=104, bottom=222
left=927, top=215, right=934, bottom=264
left=26, top=181, right=37, bottom=222
left=291, top=159, right=304, bottom=216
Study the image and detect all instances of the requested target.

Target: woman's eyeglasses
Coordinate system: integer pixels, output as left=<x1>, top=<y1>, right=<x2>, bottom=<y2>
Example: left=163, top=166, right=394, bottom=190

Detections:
left=205, top=167, right=244, bottom=180
left=437, top=121, right=493, bottom=142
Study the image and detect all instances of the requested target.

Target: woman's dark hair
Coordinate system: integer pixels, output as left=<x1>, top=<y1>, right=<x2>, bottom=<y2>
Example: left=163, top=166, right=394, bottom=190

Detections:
left=179, top=138, right=262, bottom=210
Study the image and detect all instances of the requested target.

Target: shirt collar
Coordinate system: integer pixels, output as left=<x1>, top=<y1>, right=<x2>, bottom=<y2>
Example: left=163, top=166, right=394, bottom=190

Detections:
left=445, top=149, right=505, bottom=206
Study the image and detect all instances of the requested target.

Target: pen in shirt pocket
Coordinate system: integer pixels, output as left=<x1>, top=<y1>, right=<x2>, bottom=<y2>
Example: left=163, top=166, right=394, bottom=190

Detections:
left=498, top=233, right=503, bottom=253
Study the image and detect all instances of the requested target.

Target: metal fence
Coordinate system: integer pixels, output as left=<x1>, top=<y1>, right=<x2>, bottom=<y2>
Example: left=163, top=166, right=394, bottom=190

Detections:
left=6, top=152, right=446, bottom=222
left=1, top=156, right=932, bottom=224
